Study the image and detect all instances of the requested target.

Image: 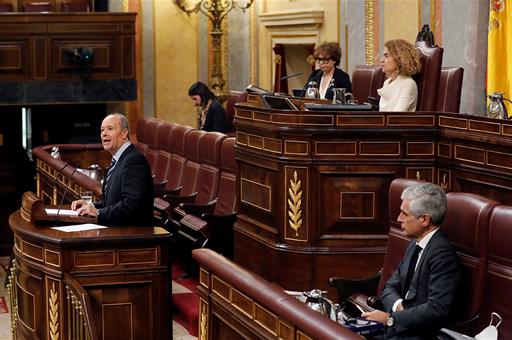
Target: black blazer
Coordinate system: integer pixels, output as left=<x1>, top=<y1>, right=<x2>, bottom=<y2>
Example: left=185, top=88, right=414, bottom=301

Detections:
left=203, top=99, right=228, bottom=133
left=305, top=67, right=352, bottom=100
left=380, top=230, right=461, bottom=339
left=96, top=144, right=154, bottom=226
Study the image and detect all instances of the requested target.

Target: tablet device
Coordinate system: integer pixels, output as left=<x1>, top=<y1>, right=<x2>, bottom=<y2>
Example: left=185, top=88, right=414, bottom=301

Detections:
left=262, top=95, right=299, bottom=111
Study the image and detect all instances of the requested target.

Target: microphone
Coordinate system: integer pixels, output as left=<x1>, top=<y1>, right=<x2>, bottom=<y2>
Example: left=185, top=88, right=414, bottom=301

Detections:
left=56, top=166, right=79, bottom=225
left=280, top=72, right=303, bottom=81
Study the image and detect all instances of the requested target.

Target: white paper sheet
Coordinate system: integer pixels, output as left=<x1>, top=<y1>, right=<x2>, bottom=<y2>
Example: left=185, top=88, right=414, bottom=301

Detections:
left=45, top=208, right=79, bottom=217
left=51, top=224, right=108, bottom=232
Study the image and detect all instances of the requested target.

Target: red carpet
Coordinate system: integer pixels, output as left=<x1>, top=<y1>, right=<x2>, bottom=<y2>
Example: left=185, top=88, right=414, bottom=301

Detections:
left=0, top=297, right=7, bottom=314
left=172, top=262, right=199, bottom=337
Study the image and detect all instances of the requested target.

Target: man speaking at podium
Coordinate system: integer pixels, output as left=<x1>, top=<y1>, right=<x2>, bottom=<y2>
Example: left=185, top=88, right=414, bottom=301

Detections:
left=71, top=113, right=154, bottom=226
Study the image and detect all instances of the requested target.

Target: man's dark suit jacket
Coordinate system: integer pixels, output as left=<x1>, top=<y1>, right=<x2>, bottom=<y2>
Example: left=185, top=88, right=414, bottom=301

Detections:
left=380, top=229, right=461, bottom=339
left=95, top=144, right=154, bottom=226
left=305, top=67, right=352, bottom=100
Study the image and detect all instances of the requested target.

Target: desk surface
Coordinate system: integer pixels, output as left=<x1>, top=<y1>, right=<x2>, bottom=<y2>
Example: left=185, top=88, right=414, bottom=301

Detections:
left=9, top=209, right=171, bottom=247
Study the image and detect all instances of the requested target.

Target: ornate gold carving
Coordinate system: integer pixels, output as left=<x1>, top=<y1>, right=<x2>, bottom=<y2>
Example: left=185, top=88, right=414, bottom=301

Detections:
left=416, top=171, right=421, bottom=181
left=49, top=282, right=59, bottom=340
left=287, top=171, right=303, bottom=237
left=364, top=0, right=375, bottom=65
left=306, top=54, right=315, bottom=66
left=200, top=301, right=208, bottom=340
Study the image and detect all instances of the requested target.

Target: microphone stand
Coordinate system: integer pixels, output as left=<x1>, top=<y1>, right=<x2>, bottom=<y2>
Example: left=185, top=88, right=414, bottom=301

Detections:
left=55, top=166, right=78, bottom=225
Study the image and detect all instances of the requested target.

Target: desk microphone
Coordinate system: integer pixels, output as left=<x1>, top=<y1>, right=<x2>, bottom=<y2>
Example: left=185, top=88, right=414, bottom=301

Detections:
left=56, top=166, right=79, bottom=225
left=280, top=72, right=303, bottom=81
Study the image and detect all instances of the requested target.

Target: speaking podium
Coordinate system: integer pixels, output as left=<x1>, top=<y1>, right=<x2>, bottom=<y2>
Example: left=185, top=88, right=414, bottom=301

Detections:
left=7, top=192, right=172, bottom=340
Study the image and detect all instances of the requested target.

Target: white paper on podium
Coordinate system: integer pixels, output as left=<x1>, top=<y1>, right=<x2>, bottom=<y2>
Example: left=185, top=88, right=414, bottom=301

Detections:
left=51, top=224, right=108, bottom=232
left=45, top=208, right=79, bottom=217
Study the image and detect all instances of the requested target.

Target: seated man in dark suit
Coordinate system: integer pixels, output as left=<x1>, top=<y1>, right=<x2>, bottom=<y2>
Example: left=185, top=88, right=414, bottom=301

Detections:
left=71, top=113, right=154, bottom=226
left=362, top=182, right=460, bottom=339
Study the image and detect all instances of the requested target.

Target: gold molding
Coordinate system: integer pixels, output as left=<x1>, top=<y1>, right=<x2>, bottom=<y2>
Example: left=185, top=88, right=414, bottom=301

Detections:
left=240, top=178, right=272, bottom=212
left=454, top=145, right=486, bottom=165
left=74, top=250, right=115, bottom=268
left=359, top=141, right=400, bottom=156
left=287, top=171, right=303, bottom=237
left=44, top=248, right=61, bottom=267
left=486, top=150, right=512, bottom=170
left=406, top=142, right=435, bottom=156
left=468, top=119, right=501, bottom=135
left=16, top=276, right=36, bottom=332
left=314, top=141, right=357, bottom=156
left=438, top=115, right=468, bottom=130
left=49, top=282, right=59, bottom=340
left=364, top=0, right=375, bottom=65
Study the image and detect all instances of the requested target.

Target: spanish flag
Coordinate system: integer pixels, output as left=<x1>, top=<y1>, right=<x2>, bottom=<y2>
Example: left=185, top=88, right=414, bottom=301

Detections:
left=488, top=0, right=512, bottom=116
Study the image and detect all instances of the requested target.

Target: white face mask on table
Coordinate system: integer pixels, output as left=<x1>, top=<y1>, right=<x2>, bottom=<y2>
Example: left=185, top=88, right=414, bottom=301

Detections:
left=475, top=312, right=501, bottom=340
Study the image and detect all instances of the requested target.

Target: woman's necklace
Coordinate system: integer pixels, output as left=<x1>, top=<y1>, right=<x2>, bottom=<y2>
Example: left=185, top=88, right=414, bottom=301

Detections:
left=200, top=99, right=213, bottom=129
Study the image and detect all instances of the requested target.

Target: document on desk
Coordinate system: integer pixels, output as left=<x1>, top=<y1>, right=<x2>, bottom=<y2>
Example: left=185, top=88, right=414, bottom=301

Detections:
left=51, top=224, right=108, bottom=232
left=45, top=208, right=79, bottom=217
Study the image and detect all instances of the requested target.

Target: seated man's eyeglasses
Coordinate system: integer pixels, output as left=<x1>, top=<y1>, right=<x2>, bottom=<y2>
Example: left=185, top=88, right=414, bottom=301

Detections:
left=315, top=57, right=332, bottom=63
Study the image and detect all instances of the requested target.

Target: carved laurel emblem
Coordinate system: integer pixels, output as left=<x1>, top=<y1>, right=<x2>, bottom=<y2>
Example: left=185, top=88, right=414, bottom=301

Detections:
left=200, top=302, right=207, bottom=340
left=49, top=282, right=59, bottom=340
left=288, top=171, right=303, bottom=237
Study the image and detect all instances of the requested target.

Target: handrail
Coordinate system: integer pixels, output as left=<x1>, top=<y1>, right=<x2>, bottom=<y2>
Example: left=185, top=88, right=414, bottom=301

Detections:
left=63, top=274, right=99, bottom=340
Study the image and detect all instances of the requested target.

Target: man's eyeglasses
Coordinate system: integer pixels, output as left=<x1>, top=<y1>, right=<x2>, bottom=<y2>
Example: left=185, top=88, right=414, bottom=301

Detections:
left=315, top=57, right=332, bottom=63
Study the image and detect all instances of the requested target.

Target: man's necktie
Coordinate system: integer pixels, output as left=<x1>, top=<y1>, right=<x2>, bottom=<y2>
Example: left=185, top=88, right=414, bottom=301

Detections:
left=104, top=158, right=116, bottom=191
left=403, top=244, right=422, bottom=296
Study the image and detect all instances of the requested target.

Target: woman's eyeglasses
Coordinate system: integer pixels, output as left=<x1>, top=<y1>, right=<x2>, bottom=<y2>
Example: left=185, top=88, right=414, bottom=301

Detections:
left=315, top=57, right=332, bottom=63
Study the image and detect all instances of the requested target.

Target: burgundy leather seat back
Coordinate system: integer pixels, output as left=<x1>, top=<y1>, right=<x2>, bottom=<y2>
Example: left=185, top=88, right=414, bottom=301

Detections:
left=0, top=3, right=13, bottom=11
left=24, top=2, right=52, bottom=11
left=413, top=41, right=443, bottom=111
left=135, top=117, right=150, bottom=155
left=193, top=132, right=226, bottom=205
left=444, top=192, right=497, bottom=321
left=180, top=130, right=206, bottom=196
left=477, top=205, right=512, bottom=338
left=214, top=137, right=236, bottom=215
left=377, top=178, right=425, bottom=293
left=167, top=125, right=193, bottom=190
left=152, top=122, right=177, bottom=182
left=436, top=67, right=464, bottom=113
left=61, top=1, right=90, bottom=11
left=225, top=91, right=247, bottom=133
left=351, top=65, right=385, bottom=103
left=144, top=118, right=164, bottom=170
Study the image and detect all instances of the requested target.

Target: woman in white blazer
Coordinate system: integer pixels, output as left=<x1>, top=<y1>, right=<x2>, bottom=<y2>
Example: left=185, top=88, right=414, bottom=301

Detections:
left=378, top=39, right=422, bottom=112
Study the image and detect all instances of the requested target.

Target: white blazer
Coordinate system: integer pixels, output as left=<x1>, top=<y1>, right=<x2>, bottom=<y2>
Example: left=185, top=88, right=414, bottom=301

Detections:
left=377, top=75, right=418, bottom=112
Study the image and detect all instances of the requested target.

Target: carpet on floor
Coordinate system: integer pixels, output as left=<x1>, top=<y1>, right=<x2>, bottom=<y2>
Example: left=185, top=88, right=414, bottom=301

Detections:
left=172, top=261, right=199, bottom=337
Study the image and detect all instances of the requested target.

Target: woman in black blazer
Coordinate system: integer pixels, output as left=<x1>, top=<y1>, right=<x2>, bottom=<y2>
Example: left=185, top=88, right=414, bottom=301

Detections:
left=188, top=81, right=228, bottom=133
left=304, top=41, right=352, bottom=100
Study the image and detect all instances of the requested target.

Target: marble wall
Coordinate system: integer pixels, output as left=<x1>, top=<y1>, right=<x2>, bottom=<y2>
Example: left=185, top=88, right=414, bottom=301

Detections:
left=127, top=0, right=489, bottom=123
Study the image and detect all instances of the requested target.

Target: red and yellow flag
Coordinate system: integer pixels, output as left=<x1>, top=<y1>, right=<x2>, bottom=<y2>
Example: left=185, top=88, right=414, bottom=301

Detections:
left=488, top=0, right=512, bottom=116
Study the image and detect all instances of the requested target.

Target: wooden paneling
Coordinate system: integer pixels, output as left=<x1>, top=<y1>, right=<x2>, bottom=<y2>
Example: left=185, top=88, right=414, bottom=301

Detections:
left=234, top=98, right=512, bottom=294
left=9, top=209, right=172, bottom=340
left=0, top=13, right=136, bottom=82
